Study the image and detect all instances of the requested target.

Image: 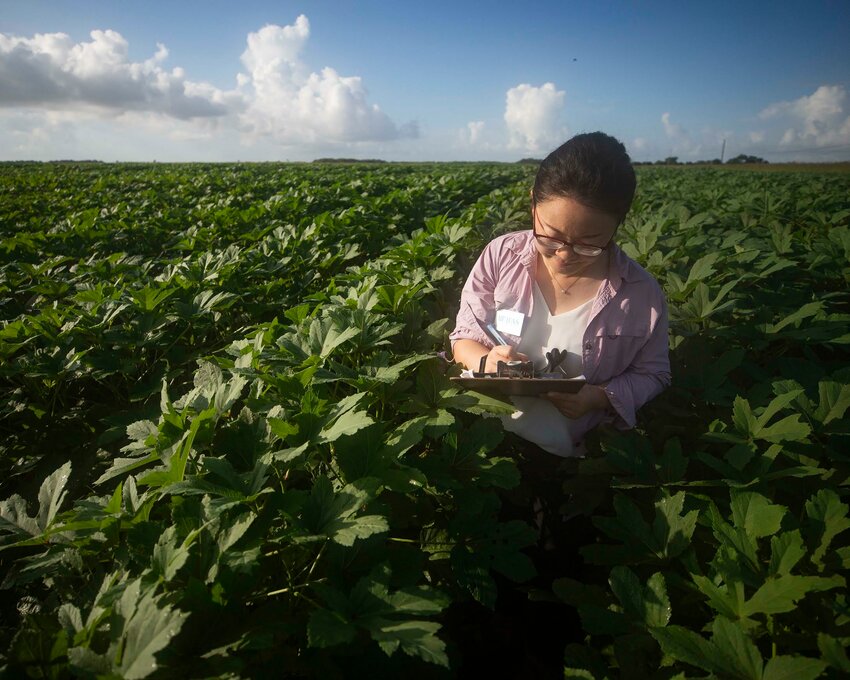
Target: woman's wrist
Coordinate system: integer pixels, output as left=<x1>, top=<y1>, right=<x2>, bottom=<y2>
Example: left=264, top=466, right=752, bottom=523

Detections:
left=590, top=384, right=612, bottom=411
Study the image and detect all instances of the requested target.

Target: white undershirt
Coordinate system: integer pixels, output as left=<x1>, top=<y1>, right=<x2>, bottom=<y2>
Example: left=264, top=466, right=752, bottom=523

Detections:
left=518, top=282, right=594, bottom=377
left=500, top=282, right=596, bottom=457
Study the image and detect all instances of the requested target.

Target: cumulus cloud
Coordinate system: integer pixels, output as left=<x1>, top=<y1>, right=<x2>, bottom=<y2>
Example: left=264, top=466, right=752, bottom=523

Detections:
left=660, top=111, right=700, bottom=156
left=0, top=30, right=240, bottom=118
left=462, top=120, right=484, bottom=144
left=759, top=85, right=850, bottom=147
left=236, top=16, right=413, bottom=144
left=504, top=82, right=566, bottom=151
left=658, top=112, right=735, bottom=159
left=660, top=112, right=686, bottom=141
left=0, top=16, right=413, bottom=151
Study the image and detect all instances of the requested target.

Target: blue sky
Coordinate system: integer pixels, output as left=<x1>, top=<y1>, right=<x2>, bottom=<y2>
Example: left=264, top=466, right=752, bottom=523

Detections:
left=1, top=1, right=849, bottom=162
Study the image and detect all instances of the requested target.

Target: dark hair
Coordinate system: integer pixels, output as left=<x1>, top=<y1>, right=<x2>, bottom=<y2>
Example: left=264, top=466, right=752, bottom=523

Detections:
left=532, top=132, right=636, bottom=222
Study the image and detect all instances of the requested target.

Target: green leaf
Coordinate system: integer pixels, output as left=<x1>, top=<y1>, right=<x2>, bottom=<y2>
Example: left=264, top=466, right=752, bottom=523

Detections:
left=692, top=574, right=743, bottom=619
left=96, top=452, right=160, bottom=486
left=733, top=397, right=757, bottom=437
left=311, top=317, right=360, bottom=358
left=769, top=530, right=807, bottom=576
left=710, top=616, right=763, bottom=679
left=643, top=572, right=672, bottom=627
left=609, top=566, right=644, bottom=623
left=762, top=655, right=828, bottom=680
left=757, top=414, right=811, bottom=443
left=307, top=608, right=357, bottom=648
left=386, top=587, right=451, bottom=616
left=754, top=390, right=804, bottom=431
left=151, top=526, right=190, bottom=582
left=653, top=492, right=699, bottom=558
left=817, top=633, right=850, bottom=672
left=126, top=420, right=158, bottom=442
left=609, top=567, right=671, bottom=628
left=0, top=495, right=40, bottom=537
left=331, top=515, right=389, bottom=547
left=68, top=646, right=112, bottom=674
left=731, top=491, right=786, bottom=539
left=214, top=512, right=255, bottom=555
left=318, top=406, right=375, bottom=444
left=116, top=581, right=189, bottom=679
left=37, top=461, right=72, bottom=531
left=686, top=252, right=720, bottom=286
left=814, top=380, right=850, bottom=424
left=650, top=625, right=719, bottom=675
left=592, top=494, right=657, bottom=555
left=300, top=477, right=387, bottom=545
left=805, top=488, right=850, bottom=567
left=767, top=301, right=823, bottom=334
left=743, top=575, right=844, bottom=616
left=370, top=619, right=448, bottom=667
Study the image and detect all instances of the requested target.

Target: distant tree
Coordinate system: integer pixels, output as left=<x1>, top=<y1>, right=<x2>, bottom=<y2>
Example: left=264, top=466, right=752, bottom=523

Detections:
left=313, top=158, right=387, bottom=163
left=726, top=154, right=767, bottom=164
left=517, top=158, right=543, bottom=165
left=663, top=156, right=679, bottom=165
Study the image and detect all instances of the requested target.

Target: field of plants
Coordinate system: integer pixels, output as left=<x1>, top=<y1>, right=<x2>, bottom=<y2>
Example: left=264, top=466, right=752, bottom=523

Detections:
left=1, top=161, right=849, bottom=678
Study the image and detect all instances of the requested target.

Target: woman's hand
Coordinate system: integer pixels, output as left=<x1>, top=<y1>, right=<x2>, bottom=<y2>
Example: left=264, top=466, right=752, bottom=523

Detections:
left=544, top=384, right=610, bottom=419
left=484, top=345, right=529, bottom=373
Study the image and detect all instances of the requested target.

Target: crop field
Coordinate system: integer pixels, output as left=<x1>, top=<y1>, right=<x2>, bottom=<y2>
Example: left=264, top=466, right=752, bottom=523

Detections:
left=1, top=162, right=849, bottom=678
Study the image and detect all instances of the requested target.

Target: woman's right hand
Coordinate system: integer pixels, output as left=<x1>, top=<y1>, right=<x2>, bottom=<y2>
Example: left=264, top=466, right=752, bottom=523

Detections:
left=483, top=345, right=529, bottom=373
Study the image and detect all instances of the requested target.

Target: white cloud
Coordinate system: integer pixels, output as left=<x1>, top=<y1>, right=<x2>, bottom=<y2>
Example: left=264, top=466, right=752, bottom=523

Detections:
left=236, top=17, right=412, bottom=144
left=660, top=111, right=700, bottom=156
left=760, top=85, right=850, bottom=147
left=0, top=16, right=414, bottom=155
left=660, top=112, right=685, bottom=140
left=748, top=131, right=765, bottom=144
left=463, top=120, right=484, bottom=144
left=658, top=112, right=738, bottom=160
left=631, top=137, right=648, bottom=152
left=504, top=82, right=566, bottom=152
left=0, top=30, right=240, bottom=118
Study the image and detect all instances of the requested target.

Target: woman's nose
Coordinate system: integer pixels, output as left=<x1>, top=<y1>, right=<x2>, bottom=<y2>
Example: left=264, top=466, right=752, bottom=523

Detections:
left=555, top=247, right=576, bottom=263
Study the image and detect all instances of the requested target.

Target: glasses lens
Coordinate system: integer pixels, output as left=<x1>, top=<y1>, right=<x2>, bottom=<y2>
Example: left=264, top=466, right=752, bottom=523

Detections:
left=535, top=236, right=564, bottom=251
left=573, top=245, right=603, bottom=257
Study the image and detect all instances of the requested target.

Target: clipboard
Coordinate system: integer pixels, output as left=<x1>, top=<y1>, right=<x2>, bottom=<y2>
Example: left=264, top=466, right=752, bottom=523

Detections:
left=450, top=376, right=586, bottom=397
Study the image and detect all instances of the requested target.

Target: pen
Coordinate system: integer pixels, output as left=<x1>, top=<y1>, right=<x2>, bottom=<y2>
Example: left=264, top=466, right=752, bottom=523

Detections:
left=465, top=301, right=511, bottom=346
left=485, top=323, right=510, bottom=346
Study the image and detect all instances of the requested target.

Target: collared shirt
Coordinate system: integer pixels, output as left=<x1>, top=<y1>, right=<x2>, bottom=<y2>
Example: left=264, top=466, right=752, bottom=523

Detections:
left=449, top=230, right=671, bottom=445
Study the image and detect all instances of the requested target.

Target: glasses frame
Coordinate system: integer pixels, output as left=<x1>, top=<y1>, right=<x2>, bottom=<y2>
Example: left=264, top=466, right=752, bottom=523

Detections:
left=531, top=203, right=619, bottom=258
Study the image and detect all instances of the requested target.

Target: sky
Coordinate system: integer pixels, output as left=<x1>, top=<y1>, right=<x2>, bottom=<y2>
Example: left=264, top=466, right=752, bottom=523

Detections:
left=1, top=0, right=849, bottom=163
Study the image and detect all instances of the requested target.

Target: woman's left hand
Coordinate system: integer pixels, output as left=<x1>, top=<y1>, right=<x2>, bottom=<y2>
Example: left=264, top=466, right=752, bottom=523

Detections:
left=544, top=384, right=610, bottom=419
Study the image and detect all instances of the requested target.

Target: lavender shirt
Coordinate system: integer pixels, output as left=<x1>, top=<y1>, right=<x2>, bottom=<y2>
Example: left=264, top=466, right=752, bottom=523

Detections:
left=449, top=230, right=671, bottom=446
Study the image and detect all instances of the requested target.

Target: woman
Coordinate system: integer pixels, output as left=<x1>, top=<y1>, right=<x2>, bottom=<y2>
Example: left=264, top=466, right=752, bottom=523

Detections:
left=450, top=132, right=670, bottom=457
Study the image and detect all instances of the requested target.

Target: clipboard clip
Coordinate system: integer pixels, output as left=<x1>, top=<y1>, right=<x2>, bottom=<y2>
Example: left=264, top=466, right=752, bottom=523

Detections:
left=474, top=356, right=535, bottom=378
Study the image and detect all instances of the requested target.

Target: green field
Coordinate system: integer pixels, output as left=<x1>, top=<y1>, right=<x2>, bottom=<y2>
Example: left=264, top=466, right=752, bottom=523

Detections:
left=1, top=163, right=849, bottom=678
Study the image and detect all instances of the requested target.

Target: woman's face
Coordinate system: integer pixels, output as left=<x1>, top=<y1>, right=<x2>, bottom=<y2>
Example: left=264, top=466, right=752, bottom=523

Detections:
left=532, top=196, right=620, bottom=274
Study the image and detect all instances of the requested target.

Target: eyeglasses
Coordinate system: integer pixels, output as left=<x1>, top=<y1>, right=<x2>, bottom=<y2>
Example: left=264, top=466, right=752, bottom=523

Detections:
left=531, top=205, right=617, bottom=258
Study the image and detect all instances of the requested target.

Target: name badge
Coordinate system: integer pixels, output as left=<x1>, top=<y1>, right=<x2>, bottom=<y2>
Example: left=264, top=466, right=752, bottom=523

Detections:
left=495, top=309, right=525, bottom=337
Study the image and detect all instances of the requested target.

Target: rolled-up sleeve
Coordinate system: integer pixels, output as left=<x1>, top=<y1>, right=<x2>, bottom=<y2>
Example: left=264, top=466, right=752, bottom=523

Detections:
left=603, top=295, right=671, bottom=429
left=449, top=247, right=498, bottom=350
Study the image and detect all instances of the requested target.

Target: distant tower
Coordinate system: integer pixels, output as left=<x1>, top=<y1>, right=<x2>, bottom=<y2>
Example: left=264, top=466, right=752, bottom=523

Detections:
left=720, top=139, right=726, bottom=163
